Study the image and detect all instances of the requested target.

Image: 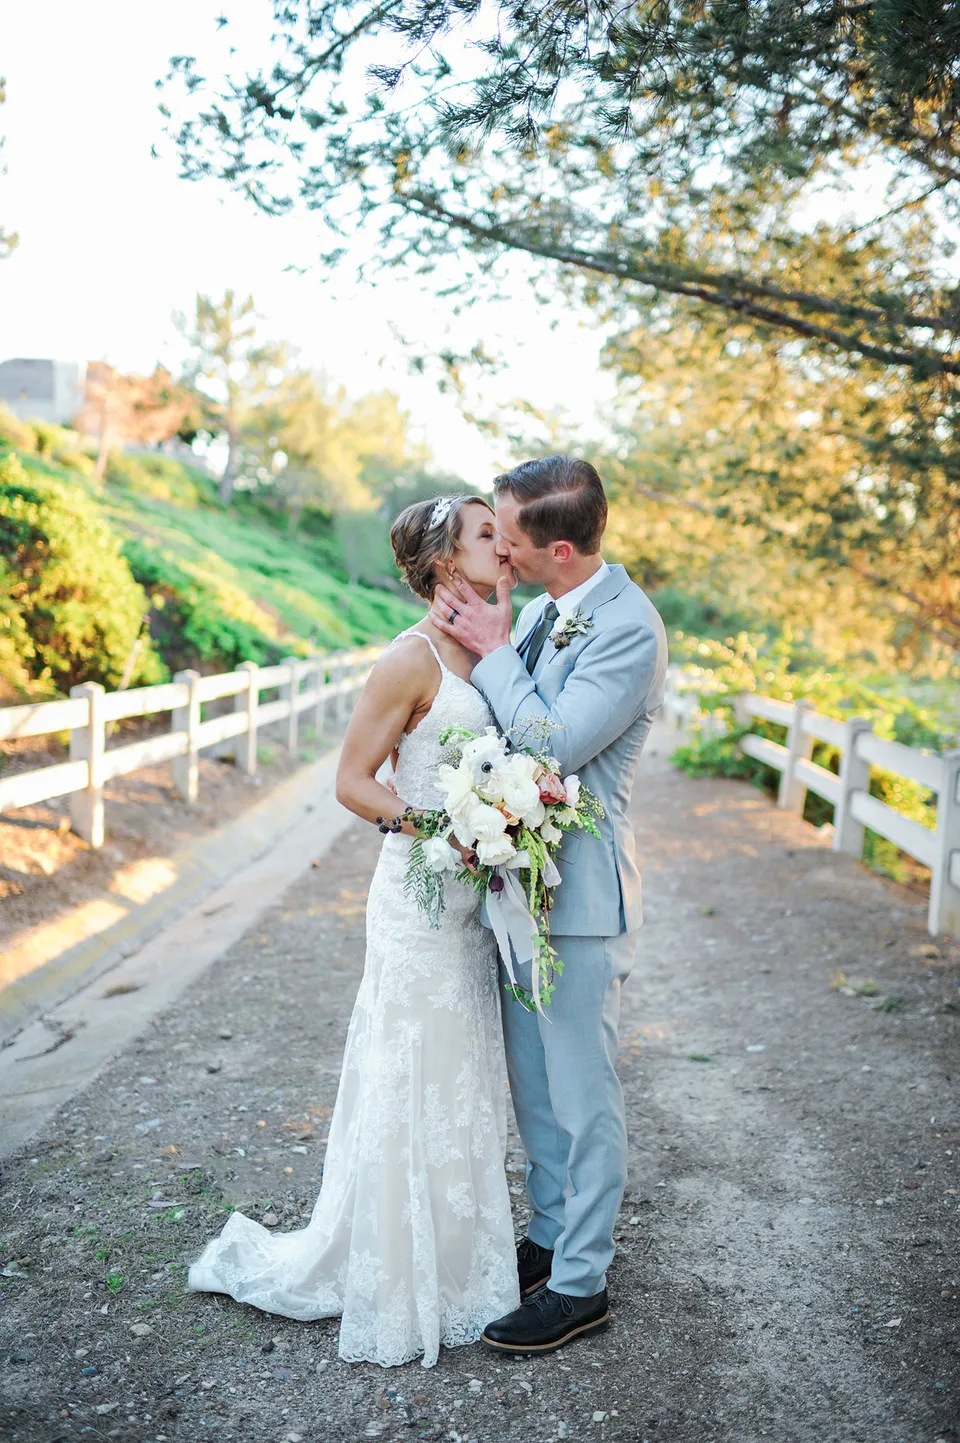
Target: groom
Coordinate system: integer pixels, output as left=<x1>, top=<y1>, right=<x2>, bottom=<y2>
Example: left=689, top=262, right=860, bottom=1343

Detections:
left=431, top=455, right=667, bottom=1355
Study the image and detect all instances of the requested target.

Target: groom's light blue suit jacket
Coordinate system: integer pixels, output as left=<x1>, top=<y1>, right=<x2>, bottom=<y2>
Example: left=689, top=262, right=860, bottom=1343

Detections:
left=471, top=564, right=668, bottom=938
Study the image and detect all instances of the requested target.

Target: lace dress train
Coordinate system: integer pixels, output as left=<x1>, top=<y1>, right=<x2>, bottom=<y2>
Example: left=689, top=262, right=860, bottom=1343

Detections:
left=187, top=633, right=519, bottom=1367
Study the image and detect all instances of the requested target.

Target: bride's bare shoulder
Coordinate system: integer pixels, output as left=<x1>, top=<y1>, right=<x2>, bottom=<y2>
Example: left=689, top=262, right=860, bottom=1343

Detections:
left=368, top=633, right=439, bottom=690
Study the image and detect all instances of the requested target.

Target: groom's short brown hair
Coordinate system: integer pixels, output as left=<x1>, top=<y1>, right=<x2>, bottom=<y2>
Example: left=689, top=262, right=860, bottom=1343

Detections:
left=493, top=455, right=607, bottom=554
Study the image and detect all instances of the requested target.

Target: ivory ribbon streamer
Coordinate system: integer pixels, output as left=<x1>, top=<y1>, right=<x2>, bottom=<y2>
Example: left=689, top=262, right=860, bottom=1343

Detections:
left=486, top=855, right=561, bottom=1016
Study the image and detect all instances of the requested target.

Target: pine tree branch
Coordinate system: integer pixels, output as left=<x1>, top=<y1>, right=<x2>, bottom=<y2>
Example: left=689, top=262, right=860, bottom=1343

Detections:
left=404, top=193, right=960, bottom=375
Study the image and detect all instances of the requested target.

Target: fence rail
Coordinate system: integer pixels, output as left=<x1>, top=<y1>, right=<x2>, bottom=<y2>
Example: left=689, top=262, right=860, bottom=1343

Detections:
left=663, top=666, right=960, bottom=939
left=0, top=646, right=384, bottom=850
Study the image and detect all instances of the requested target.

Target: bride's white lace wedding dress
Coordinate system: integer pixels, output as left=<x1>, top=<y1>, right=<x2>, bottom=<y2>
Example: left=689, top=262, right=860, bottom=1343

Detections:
left=188, top=631, right=519, bottom=1367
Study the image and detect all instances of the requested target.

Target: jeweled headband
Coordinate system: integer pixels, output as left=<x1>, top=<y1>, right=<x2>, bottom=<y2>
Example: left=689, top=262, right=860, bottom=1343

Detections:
left=429, top=496, right=456, bottom=528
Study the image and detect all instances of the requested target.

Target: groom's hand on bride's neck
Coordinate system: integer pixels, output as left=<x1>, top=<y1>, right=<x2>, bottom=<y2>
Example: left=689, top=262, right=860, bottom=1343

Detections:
left=431, top=575, right=513, bottom=658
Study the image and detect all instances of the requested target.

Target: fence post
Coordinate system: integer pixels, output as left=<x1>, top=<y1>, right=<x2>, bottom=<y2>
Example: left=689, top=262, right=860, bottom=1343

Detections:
left=69, top=681, right=106, bottom=847
left=929, top=748, right=960, bottom=937
left=335, top=655, right=350, bottom=728
left=833, top=716, right=873, bottom=857
left=280, top=657, right=302, bottom=753
left=234, top=661, right=259, bottom=775
left=309, top=652, right=327, bottom=750
left=778, top=699, right=813, bottom=811
left=172, top=669, right=201, bottom=803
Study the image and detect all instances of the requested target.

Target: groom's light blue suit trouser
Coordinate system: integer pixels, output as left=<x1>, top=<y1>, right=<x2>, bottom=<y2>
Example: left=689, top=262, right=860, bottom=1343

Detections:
left=500, top=929, right=637, bottom=1297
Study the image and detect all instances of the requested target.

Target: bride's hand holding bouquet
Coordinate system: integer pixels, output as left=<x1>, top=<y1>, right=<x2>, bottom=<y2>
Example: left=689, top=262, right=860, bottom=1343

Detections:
left=402, top=725, right=603, bottom=1013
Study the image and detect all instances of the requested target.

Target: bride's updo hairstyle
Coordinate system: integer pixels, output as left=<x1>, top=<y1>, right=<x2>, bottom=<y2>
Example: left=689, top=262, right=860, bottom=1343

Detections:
left=390, top=495, right=493, bottom=601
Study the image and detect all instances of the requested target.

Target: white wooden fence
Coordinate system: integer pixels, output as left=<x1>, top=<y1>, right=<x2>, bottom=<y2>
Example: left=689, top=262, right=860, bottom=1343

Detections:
left=0, top=647, right=383, bottom=850
left=662, top=667, right=960, bottom=939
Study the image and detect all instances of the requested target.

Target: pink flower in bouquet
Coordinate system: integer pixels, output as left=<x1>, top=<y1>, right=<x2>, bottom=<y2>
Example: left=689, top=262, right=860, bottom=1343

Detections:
left=538, top=772, right=567, bottom=804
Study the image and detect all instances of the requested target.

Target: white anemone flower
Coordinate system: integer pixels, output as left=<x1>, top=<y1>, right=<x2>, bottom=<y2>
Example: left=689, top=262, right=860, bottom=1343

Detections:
left=460, top=727, right=507, bottom=780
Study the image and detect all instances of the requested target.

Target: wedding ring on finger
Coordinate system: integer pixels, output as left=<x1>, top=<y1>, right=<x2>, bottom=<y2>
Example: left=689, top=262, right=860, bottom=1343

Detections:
left=448, top=609, right=458, bottom=624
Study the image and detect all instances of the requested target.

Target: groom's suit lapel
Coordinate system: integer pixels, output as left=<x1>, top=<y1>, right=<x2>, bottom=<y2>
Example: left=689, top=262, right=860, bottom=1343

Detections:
left=532, top=565, right=632, bottom=679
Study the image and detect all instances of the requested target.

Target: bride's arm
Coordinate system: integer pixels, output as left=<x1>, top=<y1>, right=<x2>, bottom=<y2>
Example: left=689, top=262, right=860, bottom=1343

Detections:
left=334, top=642, right=436, bottom=836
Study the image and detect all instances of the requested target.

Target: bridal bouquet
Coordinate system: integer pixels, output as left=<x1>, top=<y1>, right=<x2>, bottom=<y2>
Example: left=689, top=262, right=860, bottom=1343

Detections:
left=402, top=725, right=604, bottom=1013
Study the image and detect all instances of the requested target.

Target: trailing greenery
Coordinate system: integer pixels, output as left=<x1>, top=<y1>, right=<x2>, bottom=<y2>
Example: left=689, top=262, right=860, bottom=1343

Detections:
left=669, top=632, right=955, bottom=885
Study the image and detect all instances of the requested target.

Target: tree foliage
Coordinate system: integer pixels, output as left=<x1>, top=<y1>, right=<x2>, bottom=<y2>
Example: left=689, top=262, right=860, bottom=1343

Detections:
left=164, top=1, right=960, bottom=369
left=77, top=363, right=198, bottom=484
left=597, top=312, right=960, bottom=659
left=179, top=290, right=287, bottom=502
left=164, top=1, right=960, bottom=649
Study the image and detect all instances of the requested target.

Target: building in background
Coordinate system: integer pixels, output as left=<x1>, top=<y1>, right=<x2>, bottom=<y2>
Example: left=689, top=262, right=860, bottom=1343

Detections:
left=0, top=358, right=86, bottom=423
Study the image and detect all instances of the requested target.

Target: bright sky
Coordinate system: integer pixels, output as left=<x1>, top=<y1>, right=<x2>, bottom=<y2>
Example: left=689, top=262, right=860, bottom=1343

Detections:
left=0, top=1, right=618, bottom=486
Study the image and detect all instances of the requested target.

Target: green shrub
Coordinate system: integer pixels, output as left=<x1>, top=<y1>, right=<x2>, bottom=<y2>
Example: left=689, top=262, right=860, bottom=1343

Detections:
left=0, top=404, right=37, bottom=453
left=671, top=723, right=780, bottom=789
left=668, top=630, right=951, bottom=884
left=0, top=454, right=165, bottom=696
left=123, top=539, right=281, bottom=673
left=648, top=586, right=760, bottom=641
left=106, top=451, right=218, bottom=507
left=30, top=420, right=95, bottom=475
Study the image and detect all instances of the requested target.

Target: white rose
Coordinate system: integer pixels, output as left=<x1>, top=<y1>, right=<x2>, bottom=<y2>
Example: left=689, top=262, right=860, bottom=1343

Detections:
left=521, top=798, right=546, bottom=829
left=477, top=835, right=517, bottom=866
left=470, top=802, right=510, bottom=843
left=476, top=769, right=506, bottom=806
left=505, top=751, right=541, bottom=782
left=539, top=819, right=563, bottom=846
left=437, top=759, right=476, bottom=812
left=451, top=796, right=508, bottom=848
left=497, top=770, right=543, bottom=824
left=422, top=835, right=460, bottom=873
left=563, top=774, right=581, bottom=809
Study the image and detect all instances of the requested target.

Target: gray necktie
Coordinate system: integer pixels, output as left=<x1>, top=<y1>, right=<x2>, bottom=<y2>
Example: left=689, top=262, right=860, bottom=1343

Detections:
left=524, top=601, right=559, bottom=675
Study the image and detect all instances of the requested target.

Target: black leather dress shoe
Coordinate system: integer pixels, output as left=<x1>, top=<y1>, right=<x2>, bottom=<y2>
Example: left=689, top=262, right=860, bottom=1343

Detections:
left=482, top=1287, right=610, bottom=1354
left=516, top=1237, right=554, bottom=1298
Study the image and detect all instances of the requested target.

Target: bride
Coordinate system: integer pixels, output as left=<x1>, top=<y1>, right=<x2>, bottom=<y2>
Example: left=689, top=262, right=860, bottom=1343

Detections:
left=188, top=495, right=521, bottom=1368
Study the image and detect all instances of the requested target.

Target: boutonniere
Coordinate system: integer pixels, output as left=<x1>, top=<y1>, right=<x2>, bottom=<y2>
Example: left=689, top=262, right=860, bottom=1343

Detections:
left=551, top=608, right=594, bottom=650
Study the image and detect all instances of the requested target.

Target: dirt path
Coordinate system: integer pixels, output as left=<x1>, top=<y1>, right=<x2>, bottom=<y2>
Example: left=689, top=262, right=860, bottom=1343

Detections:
left=1, top=734, right=958, bottom=1443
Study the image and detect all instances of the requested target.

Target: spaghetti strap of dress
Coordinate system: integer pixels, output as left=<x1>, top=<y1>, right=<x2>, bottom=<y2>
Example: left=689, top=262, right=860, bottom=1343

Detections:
left=390, top=628, right=448, bottom=673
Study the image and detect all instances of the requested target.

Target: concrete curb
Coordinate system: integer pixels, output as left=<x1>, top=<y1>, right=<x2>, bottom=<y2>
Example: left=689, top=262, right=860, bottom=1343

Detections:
left=0, top=745, right=360, bottom=1157
left=0, top=747, right=344, bottom=1043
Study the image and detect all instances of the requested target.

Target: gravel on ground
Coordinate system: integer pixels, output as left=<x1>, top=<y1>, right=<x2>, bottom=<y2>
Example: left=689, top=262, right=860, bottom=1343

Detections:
left=0, top=733, right=958, bottom=1443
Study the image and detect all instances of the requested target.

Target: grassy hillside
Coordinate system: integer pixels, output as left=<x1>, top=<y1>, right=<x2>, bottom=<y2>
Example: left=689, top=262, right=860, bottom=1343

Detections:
left=1, top=434, right=422, bottom=701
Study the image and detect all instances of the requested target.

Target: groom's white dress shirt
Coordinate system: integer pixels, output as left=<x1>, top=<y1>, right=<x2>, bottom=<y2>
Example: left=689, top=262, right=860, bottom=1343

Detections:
left=548, top=559, right=610, bottom=636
